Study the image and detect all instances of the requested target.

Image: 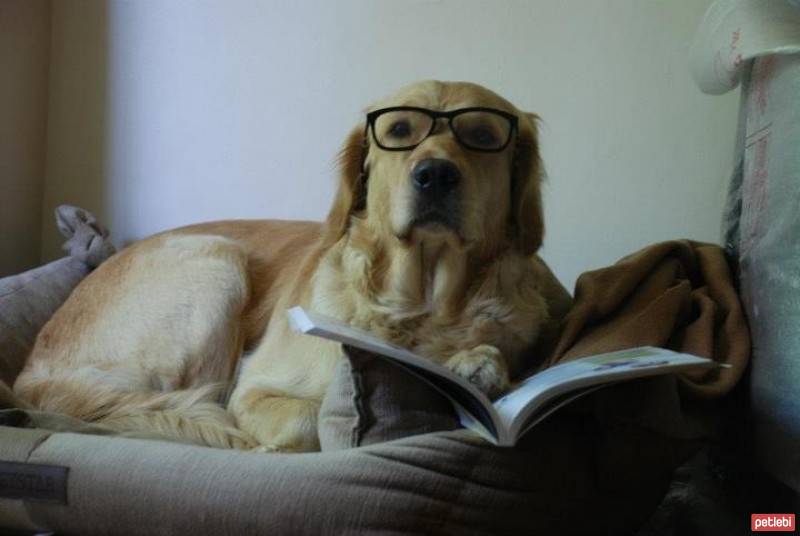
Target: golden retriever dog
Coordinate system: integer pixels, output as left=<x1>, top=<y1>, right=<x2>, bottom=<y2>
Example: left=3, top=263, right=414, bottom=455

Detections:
left=14, top=81, right=569, bottom=452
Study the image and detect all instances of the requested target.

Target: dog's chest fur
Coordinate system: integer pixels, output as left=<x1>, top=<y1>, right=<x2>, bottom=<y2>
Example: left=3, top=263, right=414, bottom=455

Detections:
left=309, top=235, right=549, bottom=372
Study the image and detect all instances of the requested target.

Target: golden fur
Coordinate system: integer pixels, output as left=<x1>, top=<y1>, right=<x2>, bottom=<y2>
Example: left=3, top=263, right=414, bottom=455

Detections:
left=14, top=81, right=563, bottom=452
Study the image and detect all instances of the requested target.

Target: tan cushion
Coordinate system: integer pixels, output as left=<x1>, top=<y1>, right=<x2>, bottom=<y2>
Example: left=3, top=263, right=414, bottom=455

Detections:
left=0, top=415, right=690, bottom=535
left=0, top=257, right=89, bottom=386
left=0, top=426, right=56, bottom=532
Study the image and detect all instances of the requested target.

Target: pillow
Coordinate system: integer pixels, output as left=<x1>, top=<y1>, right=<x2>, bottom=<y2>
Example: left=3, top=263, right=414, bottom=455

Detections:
left=0, top=205, right=115, bottom=386
left=318, top=346, right=459, bottom=450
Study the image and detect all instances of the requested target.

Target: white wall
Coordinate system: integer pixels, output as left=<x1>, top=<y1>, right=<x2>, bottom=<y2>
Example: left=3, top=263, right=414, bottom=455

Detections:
left=0, top=0, right=50, bottom=276
left=41, top=0, right=739, bottom=289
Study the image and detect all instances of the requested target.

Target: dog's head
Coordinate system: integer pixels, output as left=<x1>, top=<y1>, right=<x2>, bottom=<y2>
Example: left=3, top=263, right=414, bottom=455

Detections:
left=324, top=81, right=544, bottom=258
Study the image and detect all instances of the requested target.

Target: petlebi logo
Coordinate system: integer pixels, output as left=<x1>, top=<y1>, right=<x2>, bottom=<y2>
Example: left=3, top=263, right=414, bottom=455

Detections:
left=751, top=514, right=795, bottom=532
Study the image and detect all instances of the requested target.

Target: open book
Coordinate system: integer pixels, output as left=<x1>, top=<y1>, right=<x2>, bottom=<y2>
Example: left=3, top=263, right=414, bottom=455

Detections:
left=288, top=306, right=719, bottom=446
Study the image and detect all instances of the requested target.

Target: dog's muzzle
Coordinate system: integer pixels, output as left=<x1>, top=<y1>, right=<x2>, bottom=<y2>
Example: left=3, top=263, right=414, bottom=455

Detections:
left=409, top=158, right=461, bottom=231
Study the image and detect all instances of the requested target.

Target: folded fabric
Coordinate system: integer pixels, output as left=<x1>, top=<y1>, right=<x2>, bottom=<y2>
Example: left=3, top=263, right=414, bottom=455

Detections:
left=55, top=205, right=116, bottom=268
left=541, top=240, right=750, bottom=399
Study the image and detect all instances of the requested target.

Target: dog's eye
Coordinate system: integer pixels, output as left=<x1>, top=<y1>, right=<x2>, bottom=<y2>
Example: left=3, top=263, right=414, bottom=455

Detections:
left=465, top=126, right=497, bottom=147
left=387, top=120, right=412, bottom=139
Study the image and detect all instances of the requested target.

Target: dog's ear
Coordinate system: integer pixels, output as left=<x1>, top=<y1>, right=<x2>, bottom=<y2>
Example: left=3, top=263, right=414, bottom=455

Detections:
left=510, top=112, right=545, bottom=256
left=322, top=126, right=367, bottom=248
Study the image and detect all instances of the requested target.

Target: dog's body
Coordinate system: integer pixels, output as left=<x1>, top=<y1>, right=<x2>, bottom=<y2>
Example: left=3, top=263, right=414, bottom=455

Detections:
left=14, top=81, right=570, bottom=452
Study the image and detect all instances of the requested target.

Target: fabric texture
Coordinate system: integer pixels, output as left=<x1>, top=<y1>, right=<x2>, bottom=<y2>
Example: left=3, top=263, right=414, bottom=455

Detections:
left=0, top=205, right=115, bottom=386
left=55, top=205, right=116, bottom=268
left=0, top=418, right=690, bottom=535
left=726, top=54, right=800, bottom=491
left=691, top=0, right=800, bottom=491
left=318, top=346, right=459, bottom=450
left=542, top=240, right=749, bottom=398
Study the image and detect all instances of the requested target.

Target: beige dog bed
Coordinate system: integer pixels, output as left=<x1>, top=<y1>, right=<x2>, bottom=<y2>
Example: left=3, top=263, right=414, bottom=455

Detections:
left=0, top=208, right=749, bottom=535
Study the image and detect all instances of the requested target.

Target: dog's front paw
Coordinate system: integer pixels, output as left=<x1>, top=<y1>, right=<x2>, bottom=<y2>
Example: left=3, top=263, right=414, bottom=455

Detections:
left=445, top=345, right=509, bottom=399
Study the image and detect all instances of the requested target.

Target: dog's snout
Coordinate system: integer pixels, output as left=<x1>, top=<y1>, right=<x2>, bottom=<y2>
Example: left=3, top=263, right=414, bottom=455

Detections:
left=411, top=159, right=461, bottom=197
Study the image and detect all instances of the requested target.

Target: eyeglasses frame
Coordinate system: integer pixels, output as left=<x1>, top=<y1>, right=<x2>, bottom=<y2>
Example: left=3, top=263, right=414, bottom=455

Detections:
left=364, top=106, right=519, bottom=153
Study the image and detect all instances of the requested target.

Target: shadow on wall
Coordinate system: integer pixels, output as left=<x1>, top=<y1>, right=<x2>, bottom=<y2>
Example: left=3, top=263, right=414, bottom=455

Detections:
left=0, top=0, right=50, bottom=276
left=39, top=0, right=112, bottom=264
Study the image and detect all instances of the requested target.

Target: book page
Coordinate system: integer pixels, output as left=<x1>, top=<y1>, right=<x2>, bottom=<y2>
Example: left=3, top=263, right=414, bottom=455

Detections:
left=492, top=347, right=715, bottom=440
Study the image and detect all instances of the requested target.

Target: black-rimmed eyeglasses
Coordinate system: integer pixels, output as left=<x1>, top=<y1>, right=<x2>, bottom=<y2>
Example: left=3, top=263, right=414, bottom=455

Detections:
left=365, top=106, right=518, bottom=153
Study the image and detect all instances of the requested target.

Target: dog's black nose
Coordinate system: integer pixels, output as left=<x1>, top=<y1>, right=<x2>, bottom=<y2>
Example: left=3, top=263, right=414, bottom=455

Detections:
left=411, top=159, right=461, bottom=197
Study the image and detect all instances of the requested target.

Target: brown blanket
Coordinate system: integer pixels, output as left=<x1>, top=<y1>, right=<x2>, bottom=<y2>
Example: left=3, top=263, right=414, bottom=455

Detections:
left=540, top=240, right=749, bottom=399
